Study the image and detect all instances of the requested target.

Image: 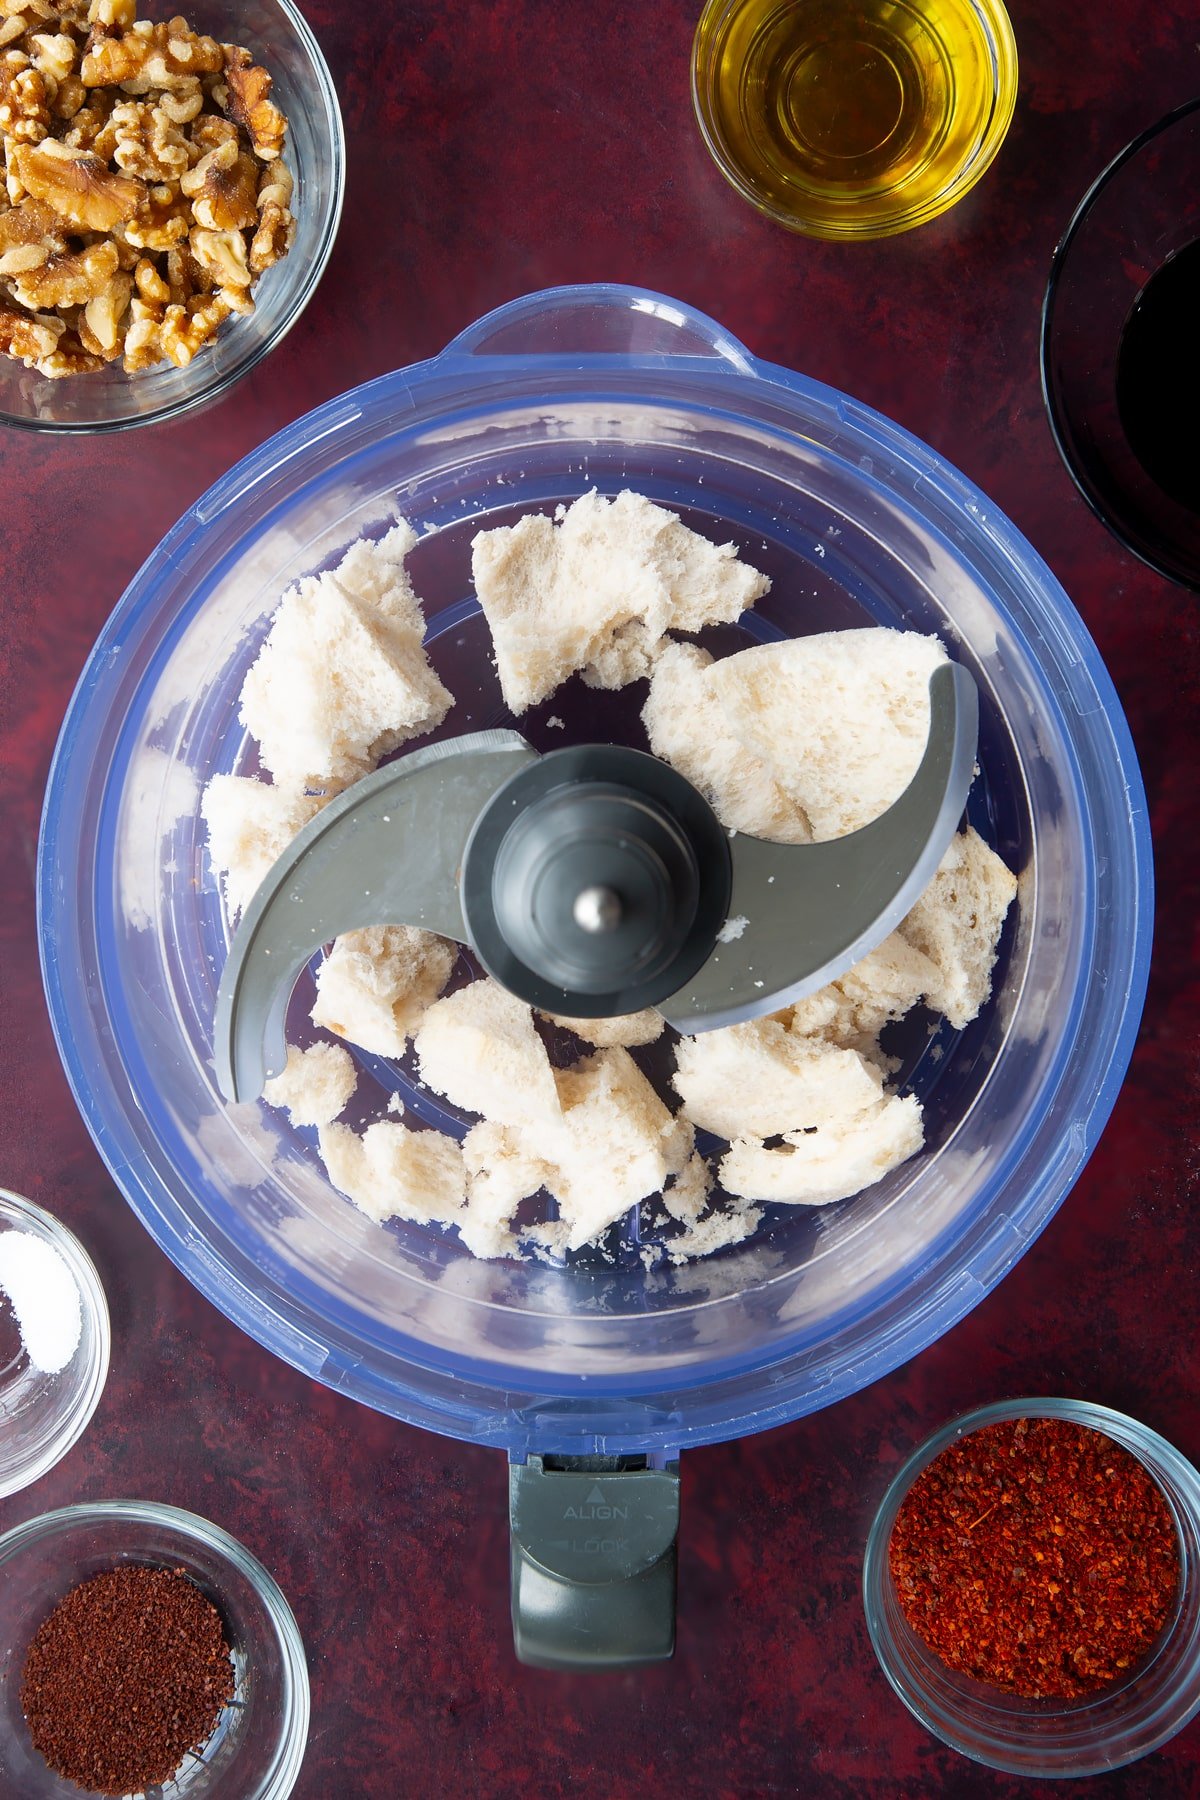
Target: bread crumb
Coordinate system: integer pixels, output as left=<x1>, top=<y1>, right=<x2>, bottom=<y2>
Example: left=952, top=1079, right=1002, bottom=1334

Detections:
left=706, top=628, right=947, bottom=839
left=472, top=491, right=770, bottom=713
left=642, top=642, right=809, bottom=842
left=201, top=774, right=328, bottom=921
left=898, top=827, right=1017, bottom=1028
left=240, top=523, right=453, bottom=789
left=717, top=915, right=749, bottom=944
left=521, top=1218, right=572, bottom=1262
left=668, top=1204, right=763, bottom=1263
left=263, top=1041, right=356, bottom=1128
left=312, top=925, right=456, bottom=1057
left=318, top=1118, right=465, bottom=1225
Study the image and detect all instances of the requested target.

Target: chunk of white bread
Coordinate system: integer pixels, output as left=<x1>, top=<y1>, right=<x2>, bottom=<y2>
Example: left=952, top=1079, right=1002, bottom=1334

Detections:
left=318, top=1119, right=466, bottom=1225
left=705, top=628, right=948, bottom=839
left=415, top=979, right=562, bottom=1131
left=720, top=1096, right=923, bottom=1205
left=239, top=522, right=453, bottom=789
left=544, top=1007, right=665, bottom=1048
left=471, top=490, right=770, bottom=713
left=651, top=1152, right=766, bottom=1267
left=456, top=1053, right=693, bottom=1256
left=672, top=1017, right=888, bottom=1142
left=545, top=1048, right=693, bottom=1249
left=897, top=827, right=1017, bottom=1029
left=658, top=1148, right=763, bottom=1262
left=201, top=774, right=327, bottom=920
left=661, top=1150, right=714, bottom=1224
left=312, top=925, right=456, bottom=1058
left=674, top=1013, right=923, bottom=1205
left=263, top=1041, right=356, bottom=1129
left=783, top=931, right=940, bottom=1050
left=641, top=643, right=810, bottom=842
left=459, top=1120, right=553, bottom=1260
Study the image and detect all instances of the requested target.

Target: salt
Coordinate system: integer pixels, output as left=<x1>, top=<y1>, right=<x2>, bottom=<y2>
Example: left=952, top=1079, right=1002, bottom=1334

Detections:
left=0, top=1231, right=82, bottom=1375
left=717, top=914, right=749, bottom=944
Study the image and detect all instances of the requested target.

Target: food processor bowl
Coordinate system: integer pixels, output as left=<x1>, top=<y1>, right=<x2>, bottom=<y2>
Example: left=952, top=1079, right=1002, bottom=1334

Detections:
left=38, top=285, right=1150, bottom=1659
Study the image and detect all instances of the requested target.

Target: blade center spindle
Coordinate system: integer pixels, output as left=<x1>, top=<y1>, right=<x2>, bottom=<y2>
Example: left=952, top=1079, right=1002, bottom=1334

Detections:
left=573, top=884, right=623, bottom=934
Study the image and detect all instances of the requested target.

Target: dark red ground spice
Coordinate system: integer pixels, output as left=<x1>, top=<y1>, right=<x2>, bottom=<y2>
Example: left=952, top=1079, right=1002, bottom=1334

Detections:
left=21, top=1564, right=235, bottom=1795
left=888, top=1417, right=1181, bottom=1700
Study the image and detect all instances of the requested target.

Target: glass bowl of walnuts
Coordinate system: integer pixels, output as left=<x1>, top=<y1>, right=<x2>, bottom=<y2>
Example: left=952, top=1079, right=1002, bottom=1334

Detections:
left=0, top=0, right=344, bottom=431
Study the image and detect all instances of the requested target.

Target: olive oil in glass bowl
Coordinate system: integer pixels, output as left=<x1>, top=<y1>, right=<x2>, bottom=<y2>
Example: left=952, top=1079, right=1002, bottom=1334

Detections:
left=692, top=0, right=1017, bottom=239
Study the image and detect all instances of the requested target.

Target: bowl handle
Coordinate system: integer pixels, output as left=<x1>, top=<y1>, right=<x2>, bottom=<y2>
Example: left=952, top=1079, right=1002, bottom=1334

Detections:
left=508, top=1452, right=680, bottom=1669
left=438, top=282, right=756, bottom=373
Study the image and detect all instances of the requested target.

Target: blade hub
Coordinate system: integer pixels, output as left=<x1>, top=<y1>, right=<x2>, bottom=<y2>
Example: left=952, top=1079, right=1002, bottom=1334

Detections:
left=461, top=745, right=733, bottom=1016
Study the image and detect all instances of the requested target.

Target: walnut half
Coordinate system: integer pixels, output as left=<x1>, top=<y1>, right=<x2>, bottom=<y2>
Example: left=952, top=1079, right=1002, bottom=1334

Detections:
left=179, top=135, right=256, bottom=229
left=12, top=134, right=143, bottom=228
left=8, top=234, right=118, bottom=306
left=81, top=16, right=224, bottom=92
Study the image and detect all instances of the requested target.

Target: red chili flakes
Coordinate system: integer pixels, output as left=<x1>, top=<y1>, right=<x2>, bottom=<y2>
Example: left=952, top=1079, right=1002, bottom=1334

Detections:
left=888, top=1417, right=1181, bottom=1700
left=21, top=1564, right=235, bottom=1795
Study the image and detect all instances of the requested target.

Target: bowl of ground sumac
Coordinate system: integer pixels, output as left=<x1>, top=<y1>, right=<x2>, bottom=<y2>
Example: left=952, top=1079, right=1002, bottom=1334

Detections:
left=863, top=1397, right=1200, bottom=1777
left=0, top=1499, right=309, bottom=1798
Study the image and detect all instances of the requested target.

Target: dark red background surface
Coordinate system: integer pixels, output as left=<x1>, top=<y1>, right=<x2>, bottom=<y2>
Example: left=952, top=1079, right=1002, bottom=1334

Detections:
left=2, top=2, right=1199, bottom=1794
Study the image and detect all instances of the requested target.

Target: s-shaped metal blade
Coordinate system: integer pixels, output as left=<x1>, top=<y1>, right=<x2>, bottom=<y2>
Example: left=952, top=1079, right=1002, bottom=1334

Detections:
left=214, top=730, right=537, bottom=1102
left=658, top=660, right=980, bottom=1032
left=215, top=663, right=978, bottom=1102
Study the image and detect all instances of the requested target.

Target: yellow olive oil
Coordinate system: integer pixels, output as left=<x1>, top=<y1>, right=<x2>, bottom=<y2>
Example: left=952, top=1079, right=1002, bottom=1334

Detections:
left=694, top=0, right=1011, bottom=237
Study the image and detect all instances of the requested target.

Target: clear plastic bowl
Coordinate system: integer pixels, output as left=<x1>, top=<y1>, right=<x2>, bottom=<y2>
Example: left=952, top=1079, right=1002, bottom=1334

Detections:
left=0, top=1189, right=109, bottom=1499
left=0, top=0, right=344, bottom=434
left=863, top=1399, right=1200, bottom=1776
left=37, top=284, right=1152, bottom=1458
left=0, top=1500, right=310, bottom=1799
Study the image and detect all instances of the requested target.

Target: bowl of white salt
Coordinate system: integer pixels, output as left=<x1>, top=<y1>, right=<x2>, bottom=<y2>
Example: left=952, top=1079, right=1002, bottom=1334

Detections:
left=0, top=1190, right=109, bottom=1498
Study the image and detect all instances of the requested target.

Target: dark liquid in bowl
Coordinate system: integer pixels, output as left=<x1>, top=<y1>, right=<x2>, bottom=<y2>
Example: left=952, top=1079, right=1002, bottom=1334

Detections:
left=1116, top=238, right=1200, bottom=515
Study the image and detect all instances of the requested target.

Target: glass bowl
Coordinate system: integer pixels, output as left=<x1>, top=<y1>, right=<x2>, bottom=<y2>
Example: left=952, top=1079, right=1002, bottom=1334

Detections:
left=0, top=0, right=344, bottom=434
left=863, top=1398, right=1200, bottom=1777
left=0, top=1501, right=310, bottom=1798
left=0, top=1189, right=109, bottom=1500
left=691, top=0, right=1017, bottom=239
left=1041, top=100, right=1200, bottom=592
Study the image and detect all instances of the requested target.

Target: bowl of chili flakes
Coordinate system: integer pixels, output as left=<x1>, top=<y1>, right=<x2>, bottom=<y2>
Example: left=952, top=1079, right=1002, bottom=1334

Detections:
left=863, top=1397, right=1200, bottom=1777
